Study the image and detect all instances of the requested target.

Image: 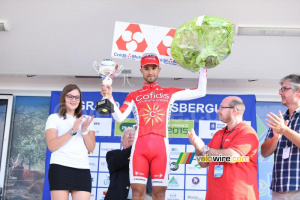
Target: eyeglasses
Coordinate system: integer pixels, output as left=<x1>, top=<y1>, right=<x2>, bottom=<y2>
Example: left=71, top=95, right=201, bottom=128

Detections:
left=141, top=53, right=158, bottom=59
left=66, top=94, right=80, bottom=101
left=123, top=132, right=135, bottom=138
left=219, top=106, right=234, bottom=109
left=279, top=86, right=292, bottom=93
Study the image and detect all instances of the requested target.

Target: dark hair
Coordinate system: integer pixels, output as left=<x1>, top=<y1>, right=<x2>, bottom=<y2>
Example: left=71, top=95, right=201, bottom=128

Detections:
left=58, top=84, right=82, bottom=119
left=280, top=74, right=300, bottom=91
left=229, top=99, right=245, bottom=114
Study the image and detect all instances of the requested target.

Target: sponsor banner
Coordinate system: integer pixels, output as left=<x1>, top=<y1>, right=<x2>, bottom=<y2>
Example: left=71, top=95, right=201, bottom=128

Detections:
left=170, top=144, right=186, bottom=159
left=99, top=157, right=108, bottom=172
left=90, top=188, right=97, bottom=200
left=185, top=190, right=206, bottom=200
left=100, top=143, right=120, bottom=157
left=93, top=118, right=112, bottom=136
left=185, top=175, right=206, bottom=190
left=111, top=21, right=178, bottom=65
left=97, top=188, right=107, bottom=200
left=170, top=159, right=185, bottom=174
left=97, top=172, right=110, bottom=187
left=256, top=102, right=286, bottom=200
left=186, top=145, right=196, bottom=155
left=89, top=157, right=99, bottom=172
left=114, top=118, right=137, bottom=136
left=45, top=92, right=256, bottom=200
left=168, top=175, right=185, bottom=189
left=199, top=120, right=226, bottom=139
left=165, top=190, right=184, bottom=200
left=168, top=120, right=194, bottom=138
left=185, top=160, right=207, bottom=175
left=91, top=172, right=98, bottom=187
left=116, top=119, right=193, bottom=138
left=199, top=120, right=251, bottom=139
left=171, top=102, right=219, bottom=114
left=259, top=162, right=273, bottom=198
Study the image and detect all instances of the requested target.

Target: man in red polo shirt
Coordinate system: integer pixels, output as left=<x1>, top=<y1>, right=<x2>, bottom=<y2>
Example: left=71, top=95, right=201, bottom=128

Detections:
left=188, top=96, right=259, bottom=200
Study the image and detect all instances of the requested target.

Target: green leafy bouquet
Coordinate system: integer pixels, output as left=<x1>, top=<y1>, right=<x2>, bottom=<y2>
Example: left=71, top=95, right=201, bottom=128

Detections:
left=171, top=15, right=234, bottom=71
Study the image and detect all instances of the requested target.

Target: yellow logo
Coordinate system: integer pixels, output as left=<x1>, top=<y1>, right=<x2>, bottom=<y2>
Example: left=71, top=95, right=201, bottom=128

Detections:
left=141, top=104, right=165, bottom=126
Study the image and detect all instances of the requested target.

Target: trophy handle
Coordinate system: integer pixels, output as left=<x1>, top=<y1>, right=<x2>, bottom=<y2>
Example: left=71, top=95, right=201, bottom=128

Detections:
left=93, top=61, right=100, bottom=74
left=110, top=65, right=124, bottom=79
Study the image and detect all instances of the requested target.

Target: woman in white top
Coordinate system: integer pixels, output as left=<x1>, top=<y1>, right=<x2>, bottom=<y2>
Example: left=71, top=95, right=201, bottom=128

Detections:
left=45, top=84, right=95, bottom=200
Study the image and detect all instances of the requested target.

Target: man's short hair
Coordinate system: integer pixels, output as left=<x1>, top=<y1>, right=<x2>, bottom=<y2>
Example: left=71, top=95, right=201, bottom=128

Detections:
left=229, top=99, right=245, bottom=114
left=121, top=127, right=136, bottom=140
left=280, top=74, right=300, bottom=91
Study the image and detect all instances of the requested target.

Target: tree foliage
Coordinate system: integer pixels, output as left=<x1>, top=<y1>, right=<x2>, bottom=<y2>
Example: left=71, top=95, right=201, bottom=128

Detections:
left=10, top=98, right=50, bottom=170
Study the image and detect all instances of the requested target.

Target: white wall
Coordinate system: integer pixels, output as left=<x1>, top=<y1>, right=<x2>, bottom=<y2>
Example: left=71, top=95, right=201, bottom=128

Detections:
left=0, top=74, right=281, bottom=102
left=0, top=0, right=298, bottom=102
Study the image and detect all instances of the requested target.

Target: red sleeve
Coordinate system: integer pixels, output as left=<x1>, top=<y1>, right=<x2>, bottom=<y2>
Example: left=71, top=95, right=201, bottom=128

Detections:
left=228, top=127, right=258, bottom=156
left=119, top=92, right=134, bottom=113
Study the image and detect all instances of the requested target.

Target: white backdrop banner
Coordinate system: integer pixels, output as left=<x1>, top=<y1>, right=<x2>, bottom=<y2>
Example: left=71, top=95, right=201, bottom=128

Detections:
left=111, top=21, right=178, bottom=65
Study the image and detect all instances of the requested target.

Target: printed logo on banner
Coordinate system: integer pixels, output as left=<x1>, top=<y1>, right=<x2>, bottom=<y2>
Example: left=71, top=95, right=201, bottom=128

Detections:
left=171, top=102, right=219, bottom=114
left=97, top=188, right=107, bottom=200
left=100, top=143, right=120, bottom=157
left=99, top=157, right=108, bottom=172
left=157, top=28, right=176, bottom=56
left=169, top=160, right=185, bottom=174
left=210, top=122, right=216, bottom=130
left=170, top=161, right=179, bottom=171
left=93, top=118, right=112, bottom=136
left=185, top=190, right=206, bottom=200
left=157, top=29, right=177, bottom=65
left=97, top=173, right=110, bottom=187
left=199, top=120, right=226, bottom=139
left=185, top=160, right=207, bottom=175
left=170, top=193, right=176, bottom=198
left=169, top=145, right=185, bottom=159
left=89, top=157, right=99, bottom=172
left=192, top=177, right=200, bottom=185
left=115, top=118, right=137, bottom=136
left=168, top=175, right=184, bottom=189
left=116, top=23, right=148, bottom=53
left=82, top=100, right=96, bottom=111
left=111, top=21, right=180, bottom=65
left=185, top=175, right=206, bottom=190
left=199, top=120, right=251, bottom=139
left=168, top=120, right=194, bottom=138
left=165, top=190, right=184, bottom=200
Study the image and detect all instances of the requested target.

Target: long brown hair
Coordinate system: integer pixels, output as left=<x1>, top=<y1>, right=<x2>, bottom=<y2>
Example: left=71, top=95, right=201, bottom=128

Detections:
left=58, top=84, right=82, bottom=119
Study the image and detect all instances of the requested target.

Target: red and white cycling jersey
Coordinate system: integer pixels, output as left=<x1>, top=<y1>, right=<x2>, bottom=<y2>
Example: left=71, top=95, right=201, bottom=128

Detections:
left=111, top=68, right=207, bottom=186
left=112, top=68, right=207, bottom=139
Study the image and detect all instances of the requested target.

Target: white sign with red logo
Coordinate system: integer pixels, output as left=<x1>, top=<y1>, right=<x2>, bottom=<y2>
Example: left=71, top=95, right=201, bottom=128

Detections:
left=111, top=21, right=178, bottom=65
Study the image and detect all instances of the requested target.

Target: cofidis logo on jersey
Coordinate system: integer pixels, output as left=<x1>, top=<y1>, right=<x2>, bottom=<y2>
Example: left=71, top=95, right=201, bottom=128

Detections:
left=136, top=92, right=169, bottom=102
left=141, top=103, right=165, bottom=126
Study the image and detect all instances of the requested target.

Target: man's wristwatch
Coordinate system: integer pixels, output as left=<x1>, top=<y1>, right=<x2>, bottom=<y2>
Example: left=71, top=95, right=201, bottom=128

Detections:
left=203, top=145, right=210, bottom=155
left=69, top=128, right=77, bottom=136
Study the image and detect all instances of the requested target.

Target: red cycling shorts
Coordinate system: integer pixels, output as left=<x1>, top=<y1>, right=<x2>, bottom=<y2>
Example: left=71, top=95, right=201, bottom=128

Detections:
left=129, top=134, right=170, bottom=186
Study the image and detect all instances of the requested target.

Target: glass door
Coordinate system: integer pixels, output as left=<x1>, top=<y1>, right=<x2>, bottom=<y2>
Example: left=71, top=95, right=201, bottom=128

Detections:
left=0, top=95, right=13, bottom=197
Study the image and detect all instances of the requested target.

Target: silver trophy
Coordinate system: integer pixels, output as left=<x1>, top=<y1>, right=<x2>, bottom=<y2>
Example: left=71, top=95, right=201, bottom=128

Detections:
left=93, top=59, right=124, bottom=115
